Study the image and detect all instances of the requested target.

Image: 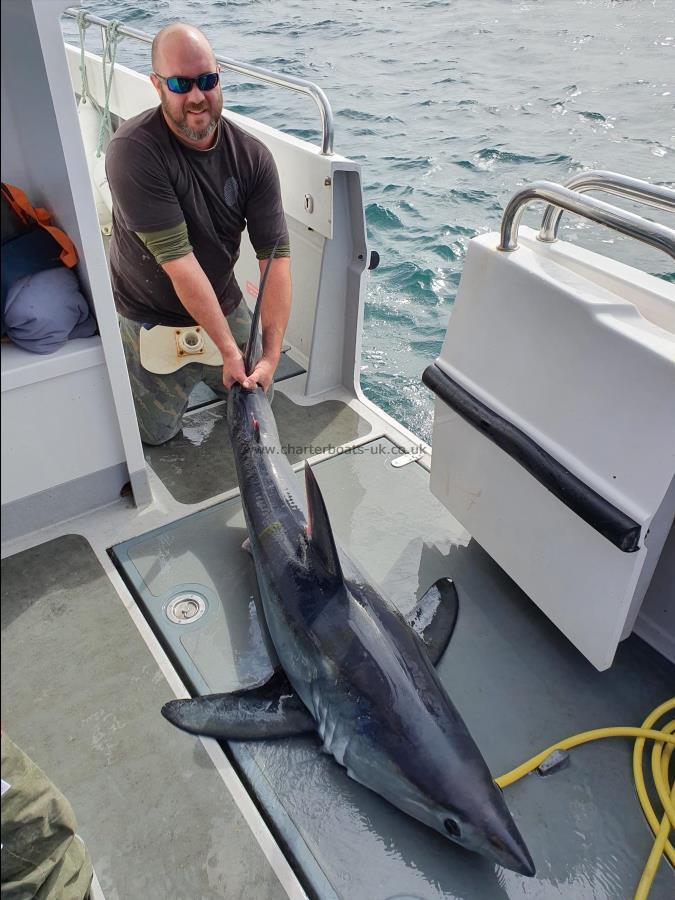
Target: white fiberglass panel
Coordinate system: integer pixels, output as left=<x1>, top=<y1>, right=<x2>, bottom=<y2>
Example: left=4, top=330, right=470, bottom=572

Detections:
left=429, top=233, right=675, bottom=670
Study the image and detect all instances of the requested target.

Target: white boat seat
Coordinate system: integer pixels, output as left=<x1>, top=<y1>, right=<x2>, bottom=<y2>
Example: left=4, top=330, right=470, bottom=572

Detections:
left=425, top=225, right=675, bottom=670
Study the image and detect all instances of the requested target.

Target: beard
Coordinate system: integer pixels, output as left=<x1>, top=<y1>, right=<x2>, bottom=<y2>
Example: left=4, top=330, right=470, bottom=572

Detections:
left=175, top=117, right=219, bottom=141
left=163, top=92, right=223, bottom=142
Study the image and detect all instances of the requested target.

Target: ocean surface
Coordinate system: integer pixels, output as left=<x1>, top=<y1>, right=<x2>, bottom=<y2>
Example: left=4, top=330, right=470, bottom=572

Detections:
left=65, top=1, right=675, bottom=442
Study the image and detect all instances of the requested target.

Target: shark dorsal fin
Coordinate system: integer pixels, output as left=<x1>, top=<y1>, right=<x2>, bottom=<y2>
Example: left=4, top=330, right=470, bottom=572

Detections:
left=304, top=461, right=343, bottom=583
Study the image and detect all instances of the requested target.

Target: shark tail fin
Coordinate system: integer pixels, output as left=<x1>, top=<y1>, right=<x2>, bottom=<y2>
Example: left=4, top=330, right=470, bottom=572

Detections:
left=304, top=461, right=344, bottom=584
left=244, top=237, right=281, bottom=377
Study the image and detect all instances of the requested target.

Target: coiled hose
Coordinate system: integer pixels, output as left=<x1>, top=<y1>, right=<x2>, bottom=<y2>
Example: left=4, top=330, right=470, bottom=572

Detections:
left=496, top=698, right=674, bottom=898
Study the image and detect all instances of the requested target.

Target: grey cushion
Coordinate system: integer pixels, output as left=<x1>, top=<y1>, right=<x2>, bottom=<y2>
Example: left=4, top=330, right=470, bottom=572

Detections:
left=4, top=267, right=97, bottom=354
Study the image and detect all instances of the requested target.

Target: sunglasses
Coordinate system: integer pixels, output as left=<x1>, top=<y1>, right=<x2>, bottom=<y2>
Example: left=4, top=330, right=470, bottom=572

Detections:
left=154, top=71, right=220, bottom=94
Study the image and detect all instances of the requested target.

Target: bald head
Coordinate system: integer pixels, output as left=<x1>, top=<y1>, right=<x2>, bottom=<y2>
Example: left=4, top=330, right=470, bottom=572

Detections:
left=151, top=23, right=216, bottom=75
left=150, top=22, right=223, bottom=148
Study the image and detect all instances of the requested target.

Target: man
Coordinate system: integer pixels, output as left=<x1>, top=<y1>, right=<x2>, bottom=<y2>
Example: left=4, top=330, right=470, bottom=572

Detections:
left=106, top=23, right=291, bottom=445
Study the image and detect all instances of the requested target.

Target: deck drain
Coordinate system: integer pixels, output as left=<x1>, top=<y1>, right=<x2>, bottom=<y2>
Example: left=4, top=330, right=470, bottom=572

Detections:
left=165, top=593, right=207, bottom=624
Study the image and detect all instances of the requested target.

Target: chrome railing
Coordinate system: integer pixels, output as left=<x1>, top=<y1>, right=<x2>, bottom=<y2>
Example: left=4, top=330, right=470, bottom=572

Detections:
left=539, top=171, right=675, bottom=242
left=498, top=181, right=675, bottom=260
left=63, top=8, right=335, bottom=155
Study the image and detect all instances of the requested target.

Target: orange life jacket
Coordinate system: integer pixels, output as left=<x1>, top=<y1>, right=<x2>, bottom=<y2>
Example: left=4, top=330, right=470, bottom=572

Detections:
left=0, top=183, right=77, bottom=268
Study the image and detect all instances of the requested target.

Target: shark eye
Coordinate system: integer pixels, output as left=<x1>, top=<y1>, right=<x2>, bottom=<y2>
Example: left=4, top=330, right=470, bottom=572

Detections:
left=444, top=818, right=461, bottom=838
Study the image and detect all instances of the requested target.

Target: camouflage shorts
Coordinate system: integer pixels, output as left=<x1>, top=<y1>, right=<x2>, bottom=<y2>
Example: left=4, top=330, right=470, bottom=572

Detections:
left=118, top=303, right=272, bottom=445
left=1, top=733, right=93, bottom=900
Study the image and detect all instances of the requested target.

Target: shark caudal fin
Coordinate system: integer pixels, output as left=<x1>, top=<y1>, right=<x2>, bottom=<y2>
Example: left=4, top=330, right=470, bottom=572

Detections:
left=304, top=461, right=344, bottom=584
left=244, top=237, right=281, bottom=377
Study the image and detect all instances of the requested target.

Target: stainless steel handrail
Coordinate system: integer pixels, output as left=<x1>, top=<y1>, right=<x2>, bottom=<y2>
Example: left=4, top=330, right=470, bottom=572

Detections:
left=498, top=181, right=675, bottom=260
left=539, top=171, right=675, bottom=242
left=63, top=7, right=335, bottom=155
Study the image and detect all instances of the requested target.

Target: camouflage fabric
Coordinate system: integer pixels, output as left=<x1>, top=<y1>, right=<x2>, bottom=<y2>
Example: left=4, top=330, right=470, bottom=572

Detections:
left=118, top=301, right=273, bottom=445
left=1, top=733, right=93, bottom=900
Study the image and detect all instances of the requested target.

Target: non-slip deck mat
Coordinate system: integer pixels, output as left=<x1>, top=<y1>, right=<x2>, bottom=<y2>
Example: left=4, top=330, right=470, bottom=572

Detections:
left=1, top=535, right=285, bottom=900
left=145, top=393, right=371, bottom=504
left=112, top=439, right=675, bottom=900
left=186, top=351, right=306, bottom=412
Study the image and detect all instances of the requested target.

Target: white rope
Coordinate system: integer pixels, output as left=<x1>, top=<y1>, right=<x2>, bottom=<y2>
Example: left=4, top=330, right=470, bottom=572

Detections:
left=96, top=20, right=123, bottom=158
left=75, top=10, right=100, bottom=111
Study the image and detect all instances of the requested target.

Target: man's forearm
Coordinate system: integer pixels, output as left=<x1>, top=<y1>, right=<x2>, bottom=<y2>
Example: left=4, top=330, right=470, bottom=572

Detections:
left=258, top=257, right=292, bottom=364
left=162, top=253, right=238, bottom=357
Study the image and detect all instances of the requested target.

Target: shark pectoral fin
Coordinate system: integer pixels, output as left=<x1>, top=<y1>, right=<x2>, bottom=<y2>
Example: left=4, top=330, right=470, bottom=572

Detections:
left=405, top=577, right=459, bottom=666
left=161, top=674, right=315, bottom=740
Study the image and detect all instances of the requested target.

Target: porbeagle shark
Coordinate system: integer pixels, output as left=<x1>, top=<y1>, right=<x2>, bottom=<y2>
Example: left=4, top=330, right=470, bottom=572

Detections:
left=162, top=256, right=535, bottom=877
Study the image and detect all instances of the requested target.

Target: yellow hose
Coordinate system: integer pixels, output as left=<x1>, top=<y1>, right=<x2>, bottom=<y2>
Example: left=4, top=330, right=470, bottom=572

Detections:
left=496, top=698, right=675, bottom=898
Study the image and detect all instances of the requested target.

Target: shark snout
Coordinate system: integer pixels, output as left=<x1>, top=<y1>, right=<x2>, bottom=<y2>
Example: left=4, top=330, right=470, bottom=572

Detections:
left=440, top=808, right=535, bottom=877
left=484, top=828, right=536, bottom=877
left=462, top=816, right=536, bottom=878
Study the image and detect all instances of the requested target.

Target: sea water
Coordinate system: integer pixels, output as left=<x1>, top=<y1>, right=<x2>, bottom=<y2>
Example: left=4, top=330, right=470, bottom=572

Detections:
left=65, top=0, right=675, bottom=441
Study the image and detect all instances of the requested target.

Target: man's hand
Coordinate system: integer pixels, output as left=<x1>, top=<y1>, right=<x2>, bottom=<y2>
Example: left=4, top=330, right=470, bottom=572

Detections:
left=162, top=254, right=249, bottom=387
left=246, top=356, right=277, bottom=393
left=222, top=345, right=254, bottom=390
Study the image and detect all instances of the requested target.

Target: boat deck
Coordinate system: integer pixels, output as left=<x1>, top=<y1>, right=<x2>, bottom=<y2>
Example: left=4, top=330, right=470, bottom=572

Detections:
left=2, top=534, right=288, bottom=899
left=2, top=379, right=674, bottom=899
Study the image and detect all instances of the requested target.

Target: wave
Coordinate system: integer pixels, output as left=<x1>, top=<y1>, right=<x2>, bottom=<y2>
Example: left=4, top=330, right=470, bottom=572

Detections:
left=366, top=203, right=404, bottom=231
left=429, top=244, right=458, bottom=261
left=222, top=82, right=267, bottom=93
left=338, top=109, right=404, bottom=124
left=363, top=303, right=416, bottom=327
left=381, top=184, right=414, bottom=196
left=439, top=222, right=477, bottom=237
left=225, top=103, right=263, bottom=117
left=409, top=338, right=444, bottom=356
left=455, top=149, right=572, bottom=171
left=376, top=261, right=441, bottom=305
left=383, top=156, right=433, bottom=171
left=578, top=110, right=607, bottom=122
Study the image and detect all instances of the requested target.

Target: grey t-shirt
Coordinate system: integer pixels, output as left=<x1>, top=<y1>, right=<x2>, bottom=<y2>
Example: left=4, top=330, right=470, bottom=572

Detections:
left=106, top=107, right=289, bottom=326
